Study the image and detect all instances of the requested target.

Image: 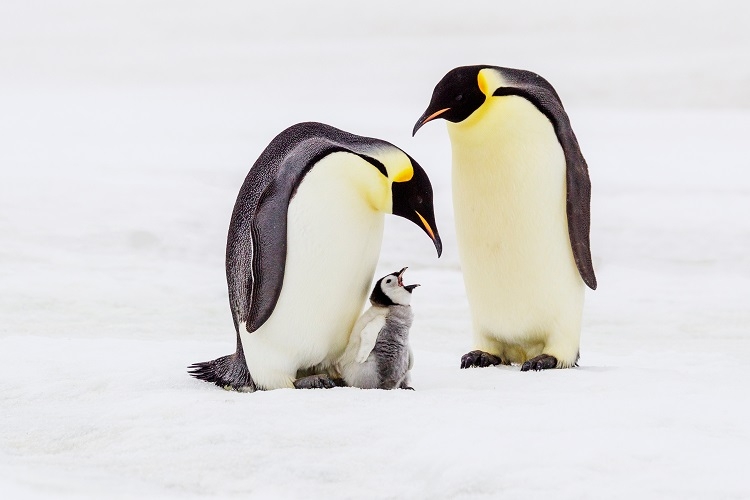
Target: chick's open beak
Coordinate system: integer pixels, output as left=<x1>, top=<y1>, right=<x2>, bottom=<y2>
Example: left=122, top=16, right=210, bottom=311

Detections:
left=397, top=267, right=420, bottom=292
left=396, top=267, right=408, bottom=286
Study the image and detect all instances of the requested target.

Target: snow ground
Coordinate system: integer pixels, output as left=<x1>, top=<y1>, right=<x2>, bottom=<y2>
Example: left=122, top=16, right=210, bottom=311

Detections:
left=1, top=1, right=749, bottom=498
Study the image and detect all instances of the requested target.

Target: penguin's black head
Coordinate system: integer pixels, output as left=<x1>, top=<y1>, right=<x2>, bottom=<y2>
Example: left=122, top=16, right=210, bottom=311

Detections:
left=412, top=65, right=490, bottom=135
left=370, top=267, right=419, bottom=307
left=392, top=156, right=442, bottom=257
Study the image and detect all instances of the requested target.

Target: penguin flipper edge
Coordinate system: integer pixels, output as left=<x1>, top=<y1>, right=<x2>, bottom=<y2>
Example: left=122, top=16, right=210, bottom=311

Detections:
left=239, top=142, right=347, bottom=334
left=355, top=316, right=386, bottom=363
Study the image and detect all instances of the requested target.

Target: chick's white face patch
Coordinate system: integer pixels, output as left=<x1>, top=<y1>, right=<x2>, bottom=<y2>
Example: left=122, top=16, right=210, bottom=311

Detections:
left=380, top=276, right=413, bottom=306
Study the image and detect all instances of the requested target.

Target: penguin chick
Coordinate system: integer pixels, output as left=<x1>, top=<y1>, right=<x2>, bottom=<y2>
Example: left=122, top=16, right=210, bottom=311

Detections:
left=338, top=267, right=418, bottom=390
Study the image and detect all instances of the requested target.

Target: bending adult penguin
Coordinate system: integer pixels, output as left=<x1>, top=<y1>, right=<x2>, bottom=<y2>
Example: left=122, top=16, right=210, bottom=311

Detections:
left=189, top=122, right=441, bottom=391
left=413, top=66, right=596, bottom=371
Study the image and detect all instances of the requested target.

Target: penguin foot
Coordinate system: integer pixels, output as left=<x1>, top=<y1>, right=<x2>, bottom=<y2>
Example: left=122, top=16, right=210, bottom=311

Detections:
left=460, top=350, right=503, bottom=369
left=520, top=354, right=558, bottom=371
left=293, top=374, right=345, bottom=389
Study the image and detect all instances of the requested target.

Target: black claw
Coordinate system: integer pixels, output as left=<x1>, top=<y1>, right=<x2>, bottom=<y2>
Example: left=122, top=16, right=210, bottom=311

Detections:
left=521, top=354, right=558, bottom=372
left=460, top=350, right=503, bottom=369
left=330, top=377, right=347, bottom=387
left=293, top=374, right=339, bottom=389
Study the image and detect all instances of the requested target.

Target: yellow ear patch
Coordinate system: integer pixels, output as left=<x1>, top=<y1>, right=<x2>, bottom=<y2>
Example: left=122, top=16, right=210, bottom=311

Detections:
left=392, top=163, right=414, bottom=183
left=372, top=149, right=414, bottom=183
left=478, top=70, right=490, bottom=96
left=478, top=68, right=503, bottom=97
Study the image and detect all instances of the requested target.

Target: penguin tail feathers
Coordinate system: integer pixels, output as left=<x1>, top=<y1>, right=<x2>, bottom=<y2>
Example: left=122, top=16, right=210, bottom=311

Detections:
left=188, top=351, right=256, bottom=392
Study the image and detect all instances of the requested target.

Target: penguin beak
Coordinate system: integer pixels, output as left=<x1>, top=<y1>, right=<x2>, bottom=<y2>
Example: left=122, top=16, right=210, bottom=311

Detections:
left=412, top=107, right=450, bottom=136
left=396, top=267, right=408, bottom=286
left=391, top=157, right=443, bottom=257
left=413, top=210, right=442, bottom=257
left=397, top=267, right=420, bottom=293
left=415, top=210, right=438, bottom=247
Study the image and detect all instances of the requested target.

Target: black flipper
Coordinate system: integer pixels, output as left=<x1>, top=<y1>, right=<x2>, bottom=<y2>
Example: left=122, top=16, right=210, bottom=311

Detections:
left=244, top=143, right=350, bottom=332
left=493, top=68, right=597, bottom=290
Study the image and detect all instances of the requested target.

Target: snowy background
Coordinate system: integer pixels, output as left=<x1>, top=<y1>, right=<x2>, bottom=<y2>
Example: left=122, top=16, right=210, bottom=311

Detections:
left=1, top=1, right=749, bottom=498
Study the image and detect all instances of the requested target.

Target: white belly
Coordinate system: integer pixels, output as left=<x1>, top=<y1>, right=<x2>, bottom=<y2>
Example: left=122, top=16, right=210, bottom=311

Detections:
left=240, top=153, right=386, bottom=389
left=448, top=95, right=584, bottom=364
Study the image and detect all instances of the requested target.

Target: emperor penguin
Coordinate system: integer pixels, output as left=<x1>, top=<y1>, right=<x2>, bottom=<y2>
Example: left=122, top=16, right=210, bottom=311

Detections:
left=338, top=267, right=418, bottom=390
left=189, top=122, right=441, bottom=391
left=412, top=66, right=596, bottom=371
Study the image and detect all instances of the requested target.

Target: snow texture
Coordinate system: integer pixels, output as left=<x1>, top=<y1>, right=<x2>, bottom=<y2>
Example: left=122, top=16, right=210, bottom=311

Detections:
left=1, top=1, right=749, bottom=498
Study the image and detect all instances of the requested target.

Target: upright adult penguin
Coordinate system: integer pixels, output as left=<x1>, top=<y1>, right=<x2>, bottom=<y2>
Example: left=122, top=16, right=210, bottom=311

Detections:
left=189, top=122, right=441, bottom=391
left=413, top=66, right=596, bottom=371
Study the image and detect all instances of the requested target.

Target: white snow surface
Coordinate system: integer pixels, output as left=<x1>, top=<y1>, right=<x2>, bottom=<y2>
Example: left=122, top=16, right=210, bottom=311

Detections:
left=2, top=1, right=750, bottom=498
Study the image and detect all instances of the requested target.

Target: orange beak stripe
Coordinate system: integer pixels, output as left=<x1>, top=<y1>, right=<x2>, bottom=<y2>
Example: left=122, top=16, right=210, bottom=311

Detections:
left=415, top=210, right=435, bottom=241
left=422, top=107, right=450, bottom=125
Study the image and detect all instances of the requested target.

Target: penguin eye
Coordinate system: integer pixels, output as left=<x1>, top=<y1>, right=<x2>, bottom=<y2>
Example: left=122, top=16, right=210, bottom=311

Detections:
left=455, top=94, right=463, bottom=101
left=385, top=279, right=392, bottom=284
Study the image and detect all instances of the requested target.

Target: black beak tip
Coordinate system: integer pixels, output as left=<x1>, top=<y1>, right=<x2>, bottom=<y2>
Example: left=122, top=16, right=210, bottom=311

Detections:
left=412, top=121, right=422, bottom=137
left=434, top=237, right=443, bottom=258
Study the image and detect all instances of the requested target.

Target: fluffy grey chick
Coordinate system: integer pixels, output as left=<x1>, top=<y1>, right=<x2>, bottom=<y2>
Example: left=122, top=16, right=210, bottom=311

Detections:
left=337, top=267, right=418, bottom=390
